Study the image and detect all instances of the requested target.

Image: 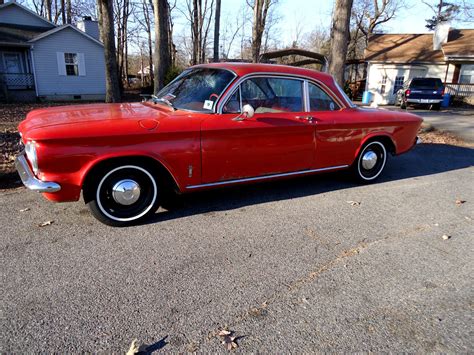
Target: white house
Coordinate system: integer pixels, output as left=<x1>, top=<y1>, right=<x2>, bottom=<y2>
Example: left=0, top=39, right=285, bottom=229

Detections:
left=0, top=1, right=106, bottom=101
left=364, top=26, right=474, bottom=105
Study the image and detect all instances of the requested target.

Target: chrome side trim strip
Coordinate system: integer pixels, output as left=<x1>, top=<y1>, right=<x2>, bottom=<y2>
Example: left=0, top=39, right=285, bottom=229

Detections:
left=186, top=165, right=349, bottom=189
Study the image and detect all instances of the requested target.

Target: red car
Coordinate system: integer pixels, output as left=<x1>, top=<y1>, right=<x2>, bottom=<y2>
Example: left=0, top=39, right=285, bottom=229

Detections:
left=16, top=63, right=422, bottom=226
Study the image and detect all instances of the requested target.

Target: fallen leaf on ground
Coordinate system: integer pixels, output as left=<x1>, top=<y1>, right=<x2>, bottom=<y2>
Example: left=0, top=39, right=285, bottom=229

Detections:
left=126, top=339, right=147, bottom=355
left=19, top=208, right=30, bottom=212
left=442, top=234, right=451, bottom=240
left=455, top=199, right=466, bottom=206
left=218, top=329, right=238, bottom=351
left=39, top=220, right=54, bottom=227
left=346, top=200, right=361, bottom=206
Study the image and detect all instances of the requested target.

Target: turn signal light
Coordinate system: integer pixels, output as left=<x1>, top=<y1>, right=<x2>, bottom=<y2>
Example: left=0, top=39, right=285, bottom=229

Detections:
left=405, top=89, right=411, bottom=96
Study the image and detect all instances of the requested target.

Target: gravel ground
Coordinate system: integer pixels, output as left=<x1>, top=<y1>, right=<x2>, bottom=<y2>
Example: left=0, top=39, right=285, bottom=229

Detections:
left=1, top=142, right=473, bottom=352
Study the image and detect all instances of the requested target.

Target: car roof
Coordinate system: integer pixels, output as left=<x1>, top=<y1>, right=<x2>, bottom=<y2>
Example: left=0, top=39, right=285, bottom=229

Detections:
left=191, top=62, right=352, bottom=108
left=193, top=62, right=334, bottom=82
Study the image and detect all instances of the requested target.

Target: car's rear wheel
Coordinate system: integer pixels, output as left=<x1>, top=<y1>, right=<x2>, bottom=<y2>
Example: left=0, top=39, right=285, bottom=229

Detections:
left=431, top=103, right=441, bottom=111
left=86, top=164, right=160, bottom=226
left=353, top=141, right=387, bottom=183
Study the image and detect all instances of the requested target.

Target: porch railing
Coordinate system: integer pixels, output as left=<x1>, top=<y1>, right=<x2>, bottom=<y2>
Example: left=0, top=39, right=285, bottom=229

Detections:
left=444, top=83, right=474, bottom=97
left=0, top=73, right=35, bottom=90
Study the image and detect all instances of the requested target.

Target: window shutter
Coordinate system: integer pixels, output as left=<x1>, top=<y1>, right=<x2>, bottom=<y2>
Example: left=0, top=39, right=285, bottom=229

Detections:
left=78, top=53, right=86, bottom=76
left=56, top=52, right=66, bottom=76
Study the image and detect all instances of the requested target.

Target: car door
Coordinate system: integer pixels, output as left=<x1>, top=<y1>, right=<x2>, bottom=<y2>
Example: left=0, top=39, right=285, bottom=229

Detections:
left=305, top=81, right=362, bottom=170
left=201, top=76, right=316, bottom=183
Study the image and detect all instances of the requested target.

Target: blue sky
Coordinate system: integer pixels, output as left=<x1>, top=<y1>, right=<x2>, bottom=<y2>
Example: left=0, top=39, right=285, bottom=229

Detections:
left=211, top=0, right=474, bottom=47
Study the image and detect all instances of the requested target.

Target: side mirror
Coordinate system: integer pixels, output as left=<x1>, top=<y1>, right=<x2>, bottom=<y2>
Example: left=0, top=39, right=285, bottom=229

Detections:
left=232, top=104, right=255, bottom=121
left=242, top=104, right=255, bottom=118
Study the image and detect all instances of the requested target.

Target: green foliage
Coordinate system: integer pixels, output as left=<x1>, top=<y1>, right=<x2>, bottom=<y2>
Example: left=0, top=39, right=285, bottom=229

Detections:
left=164, top=66, right=183, bottom=86
left=425, top=1, right=460, bottom=30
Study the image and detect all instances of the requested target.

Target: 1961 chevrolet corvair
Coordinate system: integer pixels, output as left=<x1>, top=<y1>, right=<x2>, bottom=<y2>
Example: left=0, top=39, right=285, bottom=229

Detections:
left=16, top=63, right=422, bottom=226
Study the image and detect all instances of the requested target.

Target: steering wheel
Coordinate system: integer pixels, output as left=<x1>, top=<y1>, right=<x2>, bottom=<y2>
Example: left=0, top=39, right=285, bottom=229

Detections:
left=209, top=93, right=219, bottom=101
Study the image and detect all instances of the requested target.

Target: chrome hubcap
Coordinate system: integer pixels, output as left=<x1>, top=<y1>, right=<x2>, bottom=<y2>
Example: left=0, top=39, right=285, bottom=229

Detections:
left=362, top=150, right=378, bottom=170
left=112, top=179, right=141, bottom=205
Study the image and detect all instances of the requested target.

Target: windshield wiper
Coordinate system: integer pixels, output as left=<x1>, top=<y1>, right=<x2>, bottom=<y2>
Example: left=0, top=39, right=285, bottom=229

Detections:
left=151, top=95, right=176, bottom=110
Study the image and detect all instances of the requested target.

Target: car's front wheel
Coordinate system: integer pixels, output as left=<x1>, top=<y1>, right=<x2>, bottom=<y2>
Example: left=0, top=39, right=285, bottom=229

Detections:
left=86, top=164, right=160, bottom=226
left=353, top=141, right=387, bottom=183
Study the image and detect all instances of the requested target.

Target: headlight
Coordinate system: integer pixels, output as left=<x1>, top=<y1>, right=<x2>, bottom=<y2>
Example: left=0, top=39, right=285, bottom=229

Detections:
left=25, top=141, right=39, bottom=174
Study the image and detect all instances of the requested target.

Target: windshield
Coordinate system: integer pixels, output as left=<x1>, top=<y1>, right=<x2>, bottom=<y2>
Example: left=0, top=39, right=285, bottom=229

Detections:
left=154, top=68, right=235, bottom=112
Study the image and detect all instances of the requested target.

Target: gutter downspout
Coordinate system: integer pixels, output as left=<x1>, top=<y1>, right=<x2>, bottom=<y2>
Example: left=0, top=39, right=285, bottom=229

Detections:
left=30, top=45, right=39, bottom=99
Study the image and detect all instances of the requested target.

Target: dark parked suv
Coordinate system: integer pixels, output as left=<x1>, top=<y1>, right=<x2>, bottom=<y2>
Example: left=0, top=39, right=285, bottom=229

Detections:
left=396, top=77, right=444, bottom=110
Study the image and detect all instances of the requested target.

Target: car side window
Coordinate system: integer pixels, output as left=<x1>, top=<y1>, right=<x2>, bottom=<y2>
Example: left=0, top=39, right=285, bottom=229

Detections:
left=308, top=82, right=340, bottom=111
left=240, top=77, right=303, bottom=113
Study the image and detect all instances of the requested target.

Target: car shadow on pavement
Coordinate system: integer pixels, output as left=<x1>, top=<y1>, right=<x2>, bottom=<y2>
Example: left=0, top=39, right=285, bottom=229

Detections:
left=140, top=143, right=474, bottom=226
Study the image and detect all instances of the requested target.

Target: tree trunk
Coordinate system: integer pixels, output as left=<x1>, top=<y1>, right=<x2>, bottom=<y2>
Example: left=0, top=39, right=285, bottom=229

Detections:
left=251, top=0, right=271, bottom=63
left=153, top=0, right=171, bottom=91
left=191, top=0, right=199, bottom=65
left=45, top=0, right=53, bottom=21
left=97, top=0, right=121, bottom=102
left=60, top=0, right=66, bottom=24
left=328, top=0, right=353, bottom=86
left=66, top=0, right=71, bottom=23
left=213, top=0, right=221, bottom=62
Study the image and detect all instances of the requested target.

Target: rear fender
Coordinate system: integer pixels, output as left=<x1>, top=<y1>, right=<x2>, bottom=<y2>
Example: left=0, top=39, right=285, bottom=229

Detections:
left=354, top=133, right=397, bottom=161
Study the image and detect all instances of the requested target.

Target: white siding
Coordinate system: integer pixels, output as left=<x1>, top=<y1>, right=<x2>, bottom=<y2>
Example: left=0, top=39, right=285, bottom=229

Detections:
left=32, top=27, right=106, bottom=99
left=366, top=63, right=455, bottom=105
left=0, top=5, right=53, bottom=28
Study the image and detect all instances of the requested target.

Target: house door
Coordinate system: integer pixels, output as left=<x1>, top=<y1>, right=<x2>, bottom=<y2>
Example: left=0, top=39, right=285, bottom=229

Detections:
left=2, top=52, right=27, bottom=89
left=3, top=52, right=24, bottom=73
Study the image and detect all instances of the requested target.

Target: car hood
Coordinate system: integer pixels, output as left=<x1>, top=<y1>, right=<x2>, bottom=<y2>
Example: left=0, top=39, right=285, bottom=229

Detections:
left=21, top=103, right=169, bottom=129
left=18, top=102, right=193, bottom=141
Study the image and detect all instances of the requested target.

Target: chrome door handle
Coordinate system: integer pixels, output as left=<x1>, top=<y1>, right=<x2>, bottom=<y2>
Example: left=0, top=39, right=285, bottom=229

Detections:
left=296, top=116, right=316, bottom=122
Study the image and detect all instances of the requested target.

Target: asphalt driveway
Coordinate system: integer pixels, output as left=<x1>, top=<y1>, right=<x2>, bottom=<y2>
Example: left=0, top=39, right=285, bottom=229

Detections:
left=1, top=142, right=473, bottom=352
left=387, top=106, right=474, bottom=143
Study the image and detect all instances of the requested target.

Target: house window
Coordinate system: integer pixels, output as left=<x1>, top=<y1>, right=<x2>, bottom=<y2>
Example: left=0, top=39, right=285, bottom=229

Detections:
left=460, top=74, right=472, bottom=84
left=393, top=76, right=404, bottom=94
left=64, top=53, right=79, bottom=76
left=380, top=75, right=387, bottom=94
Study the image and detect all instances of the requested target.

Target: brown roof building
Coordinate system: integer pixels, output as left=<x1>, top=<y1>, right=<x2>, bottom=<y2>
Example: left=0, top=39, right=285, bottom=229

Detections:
left=365, top=29, right=474, bottom=63
left=363, top=27, right=474, bottom=105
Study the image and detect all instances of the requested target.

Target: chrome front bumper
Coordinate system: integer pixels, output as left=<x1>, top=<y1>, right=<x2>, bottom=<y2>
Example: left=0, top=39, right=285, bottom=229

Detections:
left=15, top=153, right=61, bottom=193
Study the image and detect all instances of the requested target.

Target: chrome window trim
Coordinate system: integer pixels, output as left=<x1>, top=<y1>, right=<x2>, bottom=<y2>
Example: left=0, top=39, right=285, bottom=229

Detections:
left=303, top=80, right=310, bottom=112
left=186, top=164, right=349, bottom=189
left=217, top=73, right=307, bottom=114
left=217, top=72, right=348, bottom=114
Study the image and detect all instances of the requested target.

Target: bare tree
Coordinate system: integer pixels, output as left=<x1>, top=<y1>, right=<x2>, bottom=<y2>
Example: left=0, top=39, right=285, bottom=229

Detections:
left=97, top=0, right=121, bottom=102
left=44, top=0, right=53, bottom=21
left=348, top=0, right=406, bottom=59
left=328, top=0, right=353, bottom=86
left=66, top=0, right=72, bottom=23
left=249, top=0, right=273, bottom=63
left=153, top=0, right=172, bottom=91
left=178, top=0, right=215, bottom=64
left=213, top=0, right=221, bottom=62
